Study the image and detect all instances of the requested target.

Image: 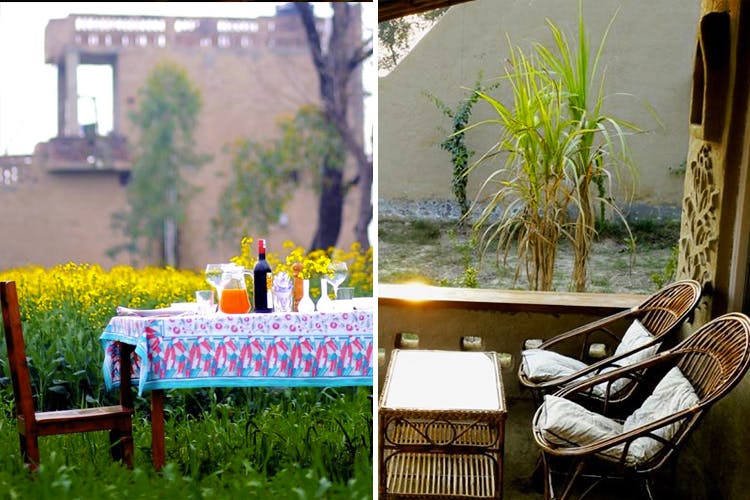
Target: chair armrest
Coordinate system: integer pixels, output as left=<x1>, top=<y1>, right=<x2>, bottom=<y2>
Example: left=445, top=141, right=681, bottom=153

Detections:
left=536, top=307, right=636, bottom=353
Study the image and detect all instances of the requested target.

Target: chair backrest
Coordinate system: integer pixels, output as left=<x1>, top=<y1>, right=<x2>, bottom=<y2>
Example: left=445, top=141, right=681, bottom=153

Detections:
left=674, top=312, right=750, bottom=404
left=633, top=312, right=750, bottom=472
left=0, top=281, right=37, bottom=427
left=635, top=279, right=702, bottom=338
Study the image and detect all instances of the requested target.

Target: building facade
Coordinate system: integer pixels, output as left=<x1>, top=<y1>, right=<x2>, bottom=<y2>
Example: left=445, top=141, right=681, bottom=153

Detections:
left=1, top=5, right=365, bottom=270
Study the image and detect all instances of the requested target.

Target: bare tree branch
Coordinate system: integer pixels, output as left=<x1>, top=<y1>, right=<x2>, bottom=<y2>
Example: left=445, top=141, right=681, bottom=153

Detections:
left=295, top=2, right=373, bottom=250
left=350, top=38, right=374, bottom=71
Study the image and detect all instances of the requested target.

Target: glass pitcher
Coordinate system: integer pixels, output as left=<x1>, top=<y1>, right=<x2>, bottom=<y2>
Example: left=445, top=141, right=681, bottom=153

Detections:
left=218, top=264, right=251, bottom=314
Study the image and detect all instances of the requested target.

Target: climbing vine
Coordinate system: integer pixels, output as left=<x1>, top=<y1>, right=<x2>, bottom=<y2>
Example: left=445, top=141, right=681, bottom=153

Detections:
left=424, top=74, right=499, bottom=217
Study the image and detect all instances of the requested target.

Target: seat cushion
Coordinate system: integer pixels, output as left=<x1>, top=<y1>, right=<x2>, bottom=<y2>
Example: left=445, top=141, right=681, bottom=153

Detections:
left=592, top=319, right=660, bottom=398
left=537, top=395, right=626, bottom=462
left=622, top=366, right=699, bottom=464
left=521, top=349, right=588, bottom=383
left=537, top=367, right=699, bottom=467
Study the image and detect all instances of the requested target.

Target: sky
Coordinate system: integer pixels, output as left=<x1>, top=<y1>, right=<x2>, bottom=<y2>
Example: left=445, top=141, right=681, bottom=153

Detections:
left=0, top=2, right=375, bottom=156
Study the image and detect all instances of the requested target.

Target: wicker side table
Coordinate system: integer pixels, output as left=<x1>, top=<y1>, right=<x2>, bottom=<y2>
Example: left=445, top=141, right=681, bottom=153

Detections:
left=379, top=349, right=507, bottom=499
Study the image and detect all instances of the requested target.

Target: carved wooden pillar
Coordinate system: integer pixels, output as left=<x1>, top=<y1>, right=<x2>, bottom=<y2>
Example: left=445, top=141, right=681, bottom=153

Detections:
left=677, top=0, right=750, bottom=323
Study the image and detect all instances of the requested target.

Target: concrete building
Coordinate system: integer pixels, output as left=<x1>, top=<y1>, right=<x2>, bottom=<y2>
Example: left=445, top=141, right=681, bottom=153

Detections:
left=0, top=5, right=366, bottom=270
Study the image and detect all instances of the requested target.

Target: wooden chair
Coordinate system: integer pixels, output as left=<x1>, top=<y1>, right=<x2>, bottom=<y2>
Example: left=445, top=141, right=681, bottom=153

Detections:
left=518, top=279, right=702, bottom=405
left=531, top=312, right=750, bottom=499
left=0, top=280, right=134, bottom=470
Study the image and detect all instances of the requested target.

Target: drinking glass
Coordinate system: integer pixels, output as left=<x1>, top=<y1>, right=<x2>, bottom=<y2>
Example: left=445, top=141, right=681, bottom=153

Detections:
left=205, top=264, right=224, bottom=298
left=335, top=286, right=355, bottom=312
left=195, top=290, right=216, bottom=315
left=327, top=261, right=348, bottom=299
left=273, top=288, right=294, bottom=313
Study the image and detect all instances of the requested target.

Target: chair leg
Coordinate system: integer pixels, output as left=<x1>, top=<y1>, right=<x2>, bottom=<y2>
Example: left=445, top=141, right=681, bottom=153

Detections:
left=542, top=453, right=588, bottom=500
left=110, top=427, right=134, bottom=469
left=20, top=432, right=40, bottom=471
left=121, top=433, right=134, bottom=469
left=122, top=429, right=134, bottom=469
left=559, top=460, right=586, bottom=500
left=641, top=476, right=656, bottom=500
left=529, top=452, right=545, bottom=490
left=110, top=429, right=122, bottom=461
left=541, top=452, right=555, bottom=499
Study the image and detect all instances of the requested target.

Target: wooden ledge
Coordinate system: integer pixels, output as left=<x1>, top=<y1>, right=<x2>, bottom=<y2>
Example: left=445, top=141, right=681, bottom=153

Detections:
left=378, top=283, right=647, bottom=316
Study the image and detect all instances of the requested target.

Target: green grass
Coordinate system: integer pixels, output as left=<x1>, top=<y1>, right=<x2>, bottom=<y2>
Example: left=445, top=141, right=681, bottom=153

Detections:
left=378, top=219, right=443, bottom=245
left=0, top=386, right=373, bottom=499
left=0, top=265, right=373, bottom=499
left=596, top=219, right=681, bottom=248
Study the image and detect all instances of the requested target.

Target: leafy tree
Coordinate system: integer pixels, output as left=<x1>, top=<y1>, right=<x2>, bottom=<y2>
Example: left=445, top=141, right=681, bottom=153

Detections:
left=110, top=62, right=210, bottom=267
left=378, top=17, right=412, bottom=72
left=378, top=9, right=446, bottom=73
left=294, top=2, right=373, bottom=250
left=213, top=105, right=344, bottom=245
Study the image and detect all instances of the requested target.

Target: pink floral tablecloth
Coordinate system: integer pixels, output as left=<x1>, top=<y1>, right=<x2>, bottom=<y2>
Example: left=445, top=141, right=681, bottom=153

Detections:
left=100, top=310, right=373, bottom=395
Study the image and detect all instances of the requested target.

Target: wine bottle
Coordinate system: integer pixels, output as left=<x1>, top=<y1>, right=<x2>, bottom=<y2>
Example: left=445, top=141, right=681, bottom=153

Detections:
left=253, top=239, right=273, bottom=313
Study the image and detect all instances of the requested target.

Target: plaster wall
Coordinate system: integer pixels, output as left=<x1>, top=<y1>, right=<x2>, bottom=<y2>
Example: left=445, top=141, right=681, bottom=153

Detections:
left=379, top=0, right=701, bottom=217
left=670, top=1, right=750, bottom=498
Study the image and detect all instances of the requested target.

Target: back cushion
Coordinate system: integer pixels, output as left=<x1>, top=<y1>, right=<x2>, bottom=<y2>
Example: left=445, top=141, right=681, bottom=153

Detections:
left=622, top=366, right=699, bottom=464
left=592, top=319, right=660, bottom=398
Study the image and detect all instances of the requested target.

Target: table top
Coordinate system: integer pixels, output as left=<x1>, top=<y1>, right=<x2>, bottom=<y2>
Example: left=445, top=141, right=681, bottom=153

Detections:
left=100, top=309, right=373, bottom=395
left=380, top=349, right=506, bottom=412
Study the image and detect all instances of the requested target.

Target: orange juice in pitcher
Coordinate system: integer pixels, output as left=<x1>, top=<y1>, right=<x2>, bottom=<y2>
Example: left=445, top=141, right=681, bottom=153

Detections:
left=218, top=264, right=251, bottom=314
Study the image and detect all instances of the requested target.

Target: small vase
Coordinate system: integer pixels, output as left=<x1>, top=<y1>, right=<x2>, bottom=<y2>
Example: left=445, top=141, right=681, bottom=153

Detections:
left=297, top=279, right=315, bottom=313
left=316, top=279, right=334, bottom=313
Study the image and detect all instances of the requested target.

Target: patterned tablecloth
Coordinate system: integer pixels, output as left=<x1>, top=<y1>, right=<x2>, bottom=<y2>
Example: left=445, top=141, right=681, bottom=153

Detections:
left=100, top=310, right=373, bottom=395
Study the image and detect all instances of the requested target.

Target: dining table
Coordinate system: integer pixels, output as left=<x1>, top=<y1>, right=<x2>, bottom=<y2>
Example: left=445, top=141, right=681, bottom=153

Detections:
left=99, top=307, right=373, bottom=469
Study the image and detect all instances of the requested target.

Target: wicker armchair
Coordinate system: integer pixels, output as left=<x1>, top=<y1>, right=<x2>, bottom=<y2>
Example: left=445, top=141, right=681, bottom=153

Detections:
left=531, top=312, right=750, bottom=500
left=518, top=280, right=702, bottom=405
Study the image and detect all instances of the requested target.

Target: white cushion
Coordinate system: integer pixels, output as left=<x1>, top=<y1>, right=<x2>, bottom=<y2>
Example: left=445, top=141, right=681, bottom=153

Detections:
left=592, top=320, right=660, bottom=397
left=537, top=395, right=626, bottom=462
left=614, top=319, right=661, bottom=365
left=537, top=367, right=698, bottom=466
left=622, top=366, right=699, bottom=464
left=521, top=349, right=588, bottom=382
left=523, top=320, right=660, bottom=396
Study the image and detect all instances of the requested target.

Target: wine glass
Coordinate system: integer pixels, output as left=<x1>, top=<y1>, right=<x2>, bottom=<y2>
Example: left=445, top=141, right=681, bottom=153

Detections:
left=205, top=264, right=224, bottom=298
left=327, top=261, right=348, bottom=300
